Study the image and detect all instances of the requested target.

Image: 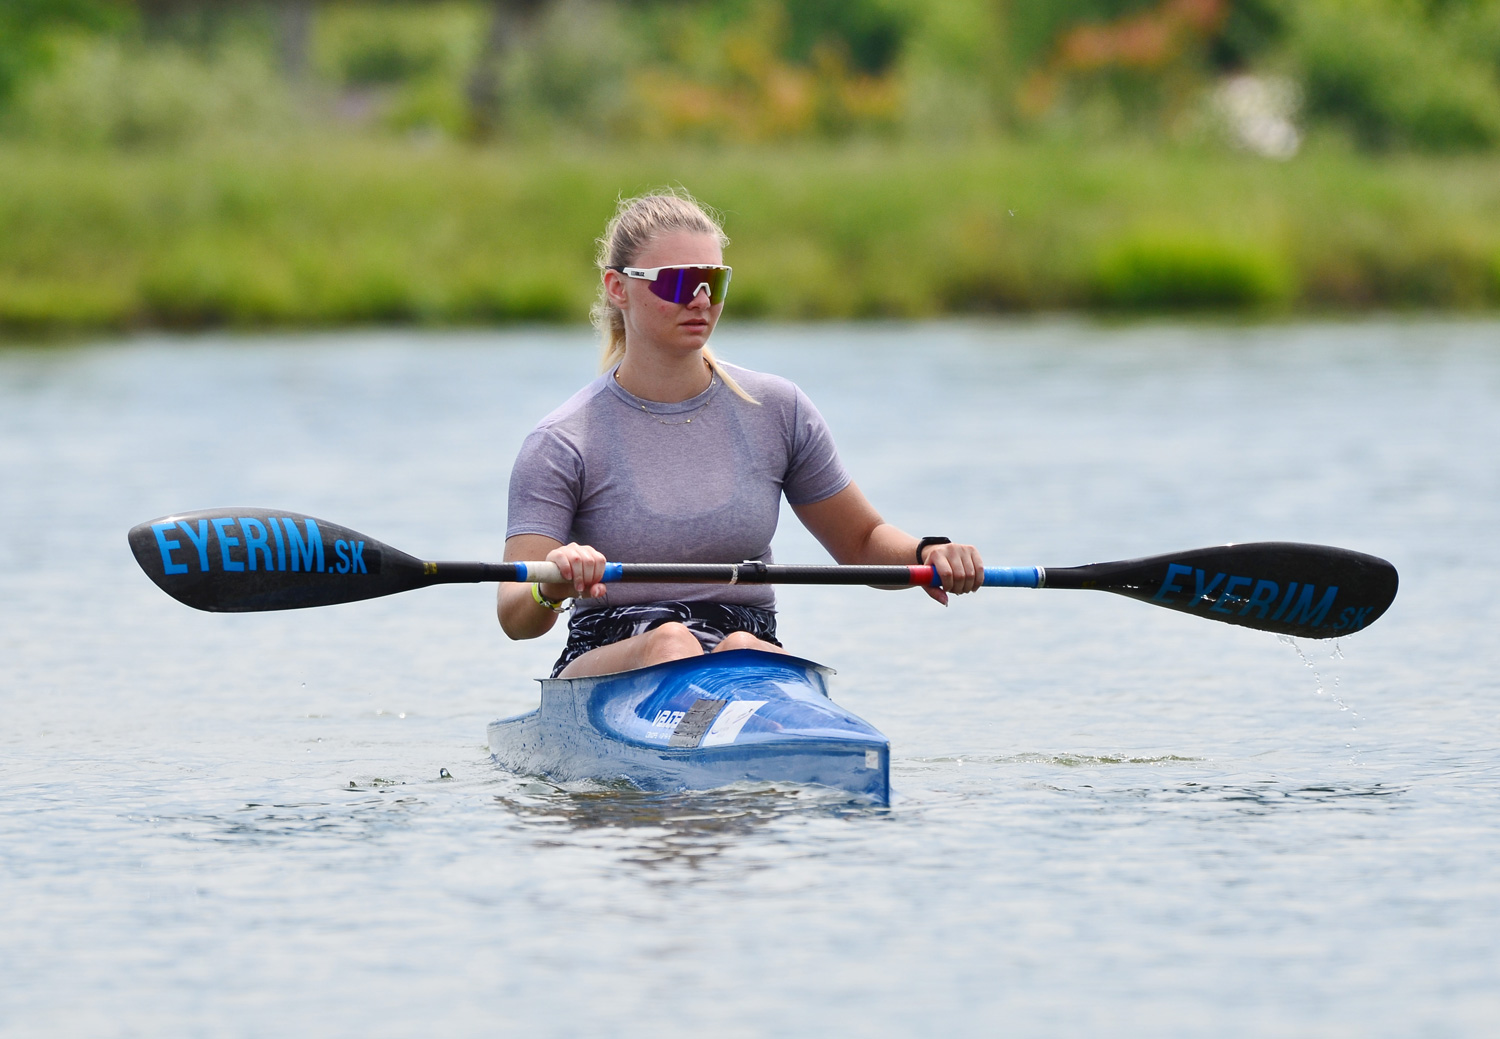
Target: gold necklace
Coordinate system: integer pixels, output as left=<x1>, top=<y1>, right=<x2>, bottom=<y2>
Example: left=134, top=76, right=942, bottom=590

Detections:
left=616, top=370, right=716, bottom=425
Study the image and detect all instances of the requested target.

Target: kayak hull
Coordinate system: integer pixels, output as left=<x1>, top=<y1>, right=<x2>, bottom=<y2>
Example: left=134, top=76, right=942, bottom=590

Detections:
left=488, top=649, right=890, bottom=804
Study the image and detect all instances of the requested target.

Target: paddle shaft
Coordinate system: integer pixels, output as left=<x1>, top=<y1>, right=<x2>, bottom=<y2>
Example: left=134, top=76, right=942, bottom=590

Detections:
left=463, top=560, right=1038, bottom=588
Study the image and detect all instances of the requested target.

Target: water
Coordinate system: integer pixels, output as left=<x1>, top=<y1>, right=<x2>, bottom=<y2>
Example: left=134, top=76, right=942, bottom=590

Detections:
left=2, top=319, right=1497, bottom=1037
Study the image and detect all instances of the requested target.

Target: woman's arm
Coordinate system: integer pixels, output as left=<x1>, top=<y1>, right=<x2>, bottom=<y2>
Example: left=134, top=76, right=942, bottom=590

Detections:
left=791, top=482, right=984, bottom=603
left=497, top=534, right=609, bottom=639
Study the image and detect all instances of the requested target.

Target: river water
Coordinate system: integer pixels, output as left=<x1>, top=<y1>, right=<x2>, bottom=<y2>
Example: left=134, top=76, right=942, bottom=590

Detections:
left=2, top=319, right=1497, bottom=1037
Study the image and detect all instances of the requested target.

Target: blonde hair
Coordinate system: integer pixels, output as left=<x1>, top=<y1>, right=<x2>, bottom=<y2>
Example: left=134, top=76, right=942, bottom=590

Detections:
left=591, top=189, right=757, bottom=403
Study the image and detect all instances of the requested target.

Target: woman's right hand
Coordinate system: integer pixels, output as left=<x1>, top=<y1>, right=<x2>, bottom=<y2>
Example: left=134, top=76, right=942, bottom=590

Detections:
left=544, top=542, right=608, bottom=600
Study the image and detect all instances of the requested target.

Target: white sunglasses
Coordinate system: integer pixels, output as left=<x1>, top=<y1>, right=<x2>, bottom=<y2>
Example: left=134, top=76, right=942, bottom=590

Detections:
left=608, top=264, right=732, bottom=304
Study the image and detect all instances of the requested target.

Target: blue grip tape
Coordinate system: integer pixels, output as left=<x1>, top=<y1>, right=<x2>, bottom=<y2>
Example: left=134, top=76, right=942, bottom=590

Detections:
left=982, top=567, right=1041, bottom=588
left=602, top=562, right=624, bottom=582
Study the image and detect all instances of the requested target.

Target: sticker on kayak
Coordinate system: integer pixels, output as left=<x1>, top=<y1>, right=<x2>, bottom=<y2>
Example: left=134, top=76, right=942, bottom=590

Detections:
left=701, top=700, right=769, bottom=748
left=668, top=698, right=769, bottom=748
left=668, top=699, right=724, bottom=747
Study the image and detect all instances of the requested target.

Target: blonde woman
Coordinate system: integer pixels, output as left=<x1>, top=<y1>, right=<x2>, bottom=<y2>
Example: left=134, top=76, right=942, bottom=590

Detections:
left=499, top=191, right=983, bottom=678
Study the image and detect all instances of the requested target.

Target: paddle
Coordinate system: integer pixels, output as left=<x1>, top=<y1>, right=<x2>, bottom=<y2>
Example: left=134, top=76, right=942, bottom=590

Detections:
left=128, top=508, right=1398, bottom=639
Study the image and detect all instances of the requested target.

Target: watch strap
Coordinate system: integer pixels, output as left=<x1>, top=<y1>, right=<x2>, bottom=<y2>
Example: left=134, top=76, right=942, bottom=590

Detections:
left=916, top=537, right=952, bottom=565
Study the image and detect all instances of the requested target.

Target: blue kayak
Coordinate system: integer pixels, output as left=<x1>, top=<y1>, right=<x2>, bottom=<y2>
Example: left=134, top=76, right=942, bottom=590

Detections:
left=488, top=649, right=890, bottom=804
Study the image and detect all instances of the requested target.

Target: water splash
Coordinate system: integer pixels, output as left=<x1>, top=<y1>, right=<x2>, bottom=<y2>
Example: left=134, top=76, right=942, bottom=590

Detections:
left=1279, top=635, right=1362, bottom=758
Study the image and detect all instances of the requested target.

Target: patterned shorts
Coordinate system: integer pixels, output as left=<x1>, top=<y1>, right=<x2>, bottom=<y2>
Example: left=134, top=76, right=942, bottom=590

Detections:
left=552, top=600, right=781, bottom=677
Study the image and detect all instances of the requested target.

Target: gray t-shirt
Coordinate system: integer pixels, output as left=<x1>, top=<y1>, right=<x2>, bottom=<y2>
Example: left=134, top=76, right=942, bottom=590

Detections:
left=506, top=362, right=850, bottom=612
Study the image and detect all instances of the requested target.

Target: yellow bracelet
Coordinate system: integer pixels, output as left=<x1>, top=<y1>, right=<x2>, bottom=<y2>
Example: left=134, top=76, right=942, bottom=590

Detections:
left=531, top=582, right=570, bottom=612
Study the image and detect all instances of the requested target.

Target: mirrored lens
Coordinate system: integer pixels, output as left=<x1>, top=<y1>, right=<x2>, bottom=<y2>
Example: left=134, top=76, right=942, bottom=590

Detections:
left=648, top=267, right=731, bottom=305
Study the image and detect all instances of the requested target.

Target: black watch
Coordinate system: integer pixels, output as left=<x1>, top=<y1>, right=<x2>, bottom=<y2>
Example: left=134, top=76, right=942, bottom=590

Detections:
left=916, top=536, right=951, bottom=564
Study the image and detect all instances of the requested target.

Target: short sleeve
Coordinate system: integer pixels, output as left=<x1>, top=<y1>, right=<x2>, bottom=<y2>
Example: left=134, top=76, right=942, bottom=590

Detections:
left=782, top=386, right=851, bottom=506
left=506, top=428, right=583, bottom=543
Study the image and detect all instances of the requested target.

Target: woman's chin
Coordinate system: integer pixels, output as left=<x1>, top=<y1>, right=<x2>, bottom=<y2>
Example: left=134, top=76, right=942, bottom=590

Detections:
left=674, top=328, right=714, bottom=350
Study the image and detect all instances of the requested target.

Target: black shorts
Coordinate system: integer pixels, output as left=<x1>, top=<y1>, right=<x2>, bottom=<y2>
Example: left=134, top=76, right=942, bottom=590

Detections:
left=552, top=601, right=781, bottom=677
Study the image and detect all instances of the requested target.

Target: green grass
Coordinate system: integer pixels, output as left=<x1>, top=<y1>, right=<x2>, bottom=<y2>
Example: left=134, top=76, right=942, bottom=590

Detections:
left=2, top=137, right=1499, bottom=333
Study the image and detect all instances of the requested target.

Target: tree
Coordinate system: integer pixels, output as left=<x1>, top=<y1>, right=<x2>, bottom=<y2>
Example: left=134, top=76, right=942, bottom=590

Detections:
left=0, top=0, right=122, bottom=107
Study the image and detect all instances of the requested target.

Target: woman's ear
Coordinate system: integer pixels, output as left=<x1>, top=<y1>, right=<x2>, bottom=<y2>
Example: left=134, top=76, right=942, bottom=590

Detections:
left=603, top=269, right=630, bottom=309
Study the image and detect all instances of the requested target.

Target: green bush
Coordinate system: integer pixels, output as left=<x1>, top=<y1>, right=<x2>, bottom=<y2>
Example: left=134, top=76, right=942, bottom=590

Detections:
left=0, top=278, right=130, bottom=331
left=313, top=2, right=480, bottom=87
left=1093, top=233, right=1292, bottom=309
left=1299, top=233, right=1500, bottom=308
left=495, top=0, right=639, bottom=140
left=1289, top=0, right=1500, bottom=152
left=2, top=36, right=298, bottom=147
left=0, top=0, right=118, bottom=107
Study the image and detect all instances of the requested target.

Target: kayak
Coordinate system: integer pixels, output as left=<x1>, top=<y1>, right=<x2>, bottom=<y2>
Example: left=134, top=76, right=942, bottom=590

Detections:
left=487, top=648, right=890, bottom=804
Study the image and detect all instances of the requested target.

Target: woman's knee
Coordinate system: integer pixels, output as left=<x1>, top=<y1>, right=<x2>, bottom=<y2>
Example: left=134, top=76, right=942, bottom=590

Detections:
left=712, top=630, right=785, bottom=654
left=638, top=622, right=704, bottom=664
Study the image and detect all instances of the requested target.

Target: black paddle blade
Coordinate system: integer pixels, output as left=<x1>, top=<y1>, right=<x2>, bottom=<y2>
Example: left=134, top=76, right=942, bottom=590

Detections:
left=1043, top=542, right=1398, bottom=639
left=128, top=508, right=430, bottom=612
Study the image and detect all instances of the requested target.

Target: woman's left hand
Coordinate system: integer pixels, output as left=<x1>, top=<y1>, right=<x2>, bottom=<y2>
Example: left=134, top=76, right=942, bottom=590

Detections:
left=922, top=542, right=984, bottom=605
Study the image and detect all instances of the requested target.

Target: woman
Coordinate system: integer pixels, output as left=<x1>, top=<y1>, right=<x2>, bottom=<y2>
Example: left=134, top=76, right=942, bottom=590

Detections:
left=499, top=191, right=983, bottom=678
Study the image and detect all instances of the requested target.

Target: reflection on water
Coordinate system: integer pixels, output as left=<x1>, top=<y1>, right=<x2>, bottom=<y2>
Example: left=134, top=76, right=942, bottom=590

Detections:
left=494, top=780, right=883, bottom=873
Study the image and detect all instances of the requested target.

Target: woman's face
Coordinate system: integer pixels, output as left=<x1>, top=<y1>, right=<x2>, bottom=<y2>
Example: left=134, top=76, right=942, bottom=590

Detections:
left=605, top=230, right=725, bottom=357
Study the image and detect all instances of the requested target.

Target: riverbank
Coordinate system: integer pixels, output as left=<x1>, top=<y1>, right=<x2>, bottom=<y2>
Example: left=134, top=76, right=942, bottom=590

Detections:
left=2, top=139, right=1498, bottom=332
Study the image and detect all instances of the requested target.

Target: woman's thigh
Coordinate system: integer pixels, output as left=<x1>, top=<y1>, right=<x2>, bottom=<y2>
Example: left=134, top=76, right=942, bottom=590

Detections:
left=557, top=622, right=704, bottom=678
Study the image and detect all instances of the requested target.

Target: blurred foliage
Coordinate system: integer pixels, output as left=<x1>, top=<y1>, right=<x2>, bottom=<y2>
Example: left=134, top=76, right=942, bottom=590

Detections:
left=0, top=0, right=1495, bottom=152
left=0, top=0, right=121, bottom=106
left=1285, top=0, right=1500, bottom=151
left=487, top=0, right=641, bottom=139
left=1017, top=0, right=1232, bottom=135
left=1, top=139, right=1498, bottom=332
left=4, top=35, right=299, bottom=147
left=312, top=2, right=482, bottom=88
left=1, top=0, right=1498, bottom=329
left=624, top=1, right=903, bottom=141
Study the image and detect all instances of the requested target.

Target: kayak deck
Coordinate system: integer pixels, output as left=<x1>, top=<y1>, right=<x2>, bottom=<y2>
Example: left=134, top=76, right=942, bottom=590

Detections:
left=488, top=649, right=890, bottom=804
